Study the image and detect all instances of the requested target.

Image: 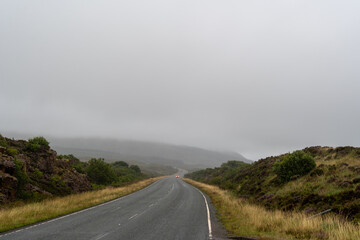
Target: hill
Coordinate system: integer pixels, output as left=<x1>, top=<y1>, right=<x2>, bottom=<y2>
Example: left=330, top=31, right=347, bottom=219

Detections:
left=185, top=146, right=360, bottom=222
left=50, top=137, right=250, bottom=169
left=53, top=146, right=178, bottom=176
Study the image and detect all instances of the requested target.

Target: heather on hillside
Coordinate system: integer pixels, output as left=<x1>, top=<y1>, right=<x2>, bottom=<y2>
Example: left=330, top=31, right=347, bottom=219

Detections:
left=186, top=146, right=360, bottom=223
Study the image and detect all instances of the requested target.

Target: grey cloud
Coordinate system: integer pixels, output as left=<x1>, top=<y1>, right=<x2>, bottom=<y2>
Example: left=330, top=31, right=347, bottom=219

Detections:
left=1, top=0, right=360, bottom=160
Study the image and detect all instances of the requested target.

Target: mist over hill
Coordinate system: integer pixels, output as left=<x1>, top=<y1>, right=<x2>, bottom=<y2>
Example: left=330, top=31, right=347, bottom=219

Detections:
left=50, top=138, right=250, bottom=169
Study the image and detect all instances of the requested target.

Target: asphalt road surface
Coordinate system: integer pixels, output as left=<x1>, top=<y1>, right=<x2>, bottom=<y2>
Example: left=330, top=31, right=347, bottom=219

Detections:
left=0, top=173, right=227, bottom=240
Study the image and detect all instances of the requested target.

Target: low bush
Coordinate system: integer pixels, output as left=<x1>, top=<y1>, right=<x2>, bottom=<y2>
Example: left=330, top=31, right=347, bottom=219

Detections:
left=113, top=161, right=129, bottom=168
left=14, top=159, right=30, bottom=198
left=59, top=154, right=86, bottom=173
left=0, top=134, right=7, bottom=147
left=33, top=168, right=43, bottom=179
left=27, top=136, right=50, bottom=152
left=7, top=148, right=18, bottom=157
left=273, top=150, right=316, bottom=183
left=130, top=165, right=141, bottom=173
left=86, top=158, right=118, bottom=185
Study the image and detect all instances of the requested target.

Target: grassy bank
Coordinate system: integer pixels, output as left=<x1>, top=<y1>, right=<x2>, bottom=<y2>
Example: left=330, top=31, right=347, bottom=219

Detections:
left=184, top=178, right=360, bottom=240
left=0, top=177, right=162, bottom=233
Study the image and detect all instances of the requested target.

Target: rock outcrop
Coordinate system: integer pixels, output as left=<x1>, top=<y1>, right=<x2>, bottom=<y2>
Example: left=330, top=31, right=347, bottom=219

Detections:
left=0, top=136, right=92, bottom=204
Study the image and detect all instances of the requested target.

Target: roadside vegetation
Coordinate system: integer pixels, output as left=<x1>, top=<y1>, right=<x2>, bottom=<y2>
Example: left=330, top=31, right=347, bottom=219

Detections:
left=0, top=177, right=162, bottom=233
left=0, top=135, right=148, bottom=206
left=185, top=147, right=360, bottom=223
left=58, top=155, right=147, bottom=189
left=185, top=178, right=360, bottom=240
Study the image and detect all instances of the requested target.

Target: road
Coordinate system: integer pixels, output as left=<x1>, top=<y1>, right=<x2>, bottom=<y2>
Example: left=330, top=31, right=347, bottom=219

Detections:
left=0, top=173, right=226, bottom=240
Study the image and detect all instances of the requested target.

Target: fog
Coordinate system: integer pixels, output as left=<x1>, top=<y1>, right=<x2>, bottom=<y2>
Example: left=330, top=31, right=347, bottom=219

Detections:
left=1, top=0, right=360, bottom=160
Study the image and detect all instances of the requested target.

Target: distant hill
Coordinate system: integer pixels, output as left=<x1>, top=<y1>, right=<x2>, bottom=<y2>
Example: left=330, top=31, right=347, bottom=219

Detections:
left=185, top=146, right=360, bottom=222
left=50, top=138, right=250, bottom=170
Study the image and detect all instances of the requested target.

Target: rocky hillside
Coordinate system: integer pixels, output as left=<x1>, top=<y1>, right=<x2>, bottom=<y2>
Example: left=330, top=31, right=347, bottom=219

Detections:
left=186, top=146, right=360, bottom=222
left=0, top=135, right=91, bottom=204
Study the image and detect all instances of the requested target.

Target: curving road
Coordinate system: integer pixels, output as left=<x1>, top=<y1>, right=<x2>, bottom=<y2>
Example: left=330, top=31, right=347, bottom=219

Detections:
left=0, top=172, right=227, bottom=240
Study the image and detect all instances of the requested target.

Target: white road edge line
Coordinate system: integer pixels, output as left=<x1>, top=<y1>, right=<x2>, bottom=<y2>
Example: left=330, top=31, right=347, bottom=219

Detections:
left=196, top=189, right=213, bottom=240
left=0, top=178, right=164, bottom=238
left=129, top=214, right=138, bottom=219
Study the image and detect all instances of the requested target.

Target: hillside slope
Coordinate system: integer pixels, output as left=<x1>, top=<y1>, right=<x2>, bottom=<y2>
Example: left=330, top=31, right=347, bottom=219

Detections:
left=186, top=146, right=360, bottom=222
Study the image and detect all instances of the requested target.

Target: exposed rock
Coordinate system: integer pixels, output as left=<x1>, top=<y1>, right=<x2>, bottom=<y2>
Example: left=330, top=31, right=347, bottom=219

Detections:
left=0, top=136, right=92, bottom=203
left=0, top=147, right=7, bottom=154
left=62, top=171, right=91, bottom=193
left=0, top=155, right=16, bottom=174
left=24, top=183, right=52, bottom=197
left=0, top=171, right=18, bottom=202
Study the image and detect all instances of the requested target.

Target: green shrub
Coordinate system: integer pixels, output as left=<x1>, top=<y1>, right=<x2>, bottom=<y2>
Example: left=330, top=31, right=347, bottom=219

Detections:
left=209, top=176, right=222, bottom=185
left=58, top=154, right=79, bottom=161
left=7, top=148, right=18, bottom=157
left=86, top=158, right=118, bottom=185
left=59, top=154, right=85, bottom=173
left=14, top=159, right=30, bottom=198
left=273, top=150, right=316, bottom=183
left=33, top=168, right=43, bottom=179
left=51, top=175, right=66, bottom=187
left=91, top=183, right=106, bottom=190
left=27, top=136, right=50, bottom=152
left=113, top=161, right=129, bottom=168
left=71, top=162, right=85, bottom=174
left=130, top=165, right=141, bottom=173
left=0, top=134, right=7, bottom=147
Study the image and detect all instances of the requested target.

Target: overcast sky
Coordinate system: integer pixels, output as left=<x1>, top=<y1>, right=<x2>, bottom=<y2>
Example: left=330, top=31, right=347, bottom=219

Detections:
left=1, top=0, right=360, bottom=160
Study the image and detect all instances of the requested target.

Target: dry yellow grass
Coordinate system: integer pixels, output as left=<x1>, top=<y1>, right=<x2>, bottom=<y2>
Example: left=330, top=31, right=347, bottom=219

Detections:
left=184, top=178, right=360, bottom=240
left=0, top=177, right=162, bottom=233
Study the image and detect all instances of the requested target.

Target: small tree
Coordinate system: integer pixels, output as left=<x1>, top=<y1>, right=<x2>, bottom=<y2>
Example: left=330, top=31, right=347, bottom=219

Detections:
left=86, top=158, right=118, bottom=185
left=273, top=150, right=316, bottom=183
